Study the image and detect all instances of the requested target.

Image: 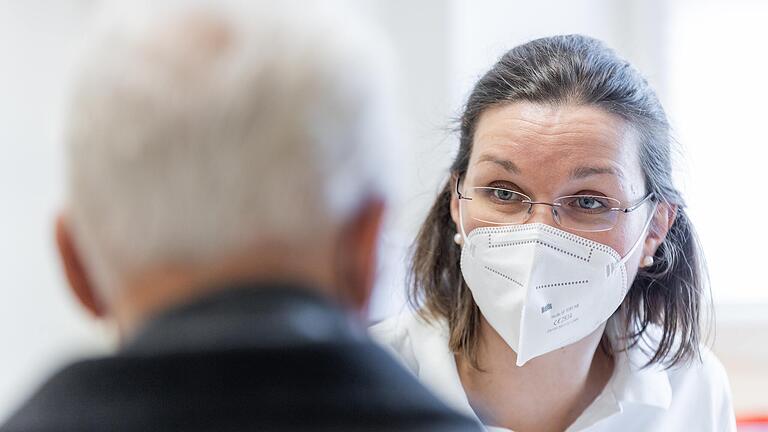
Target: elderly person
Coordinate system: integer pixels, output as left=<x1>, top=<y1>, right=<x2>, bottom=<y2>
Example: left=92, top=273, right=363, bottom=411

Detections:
left=372, top=35, right=736, bottom=431
left=0, top=2, right=480, bottom=431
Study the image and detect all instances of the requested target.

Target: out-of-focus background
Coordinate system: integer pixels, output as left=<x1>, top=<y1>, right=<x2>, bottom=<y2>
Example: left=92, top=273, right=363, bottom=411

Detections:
left=1, top=0, right=766, bottom=428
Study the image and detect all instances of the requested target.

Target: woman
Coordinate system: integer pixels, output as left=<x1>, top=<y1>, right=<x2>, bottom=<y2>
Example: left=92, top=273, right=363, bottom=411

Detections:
left=372, top=35, right=736, bottom=432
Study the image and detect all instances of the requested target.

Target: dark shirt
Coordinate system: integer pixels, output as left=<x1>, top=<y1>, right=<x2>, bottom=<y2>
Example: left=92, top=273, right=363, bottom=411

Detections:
left=0, top=282, right=480, bottom=432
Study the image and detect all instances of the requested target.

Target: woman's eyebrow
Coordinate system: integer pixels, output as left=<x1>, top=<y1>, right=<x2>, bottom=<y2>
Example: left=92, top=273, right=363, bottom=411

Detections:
left=570, top=166, right=623, bottom=179
left=476, top=155, right=520, bottom=174
left=475, top=154, right=624, bottom=180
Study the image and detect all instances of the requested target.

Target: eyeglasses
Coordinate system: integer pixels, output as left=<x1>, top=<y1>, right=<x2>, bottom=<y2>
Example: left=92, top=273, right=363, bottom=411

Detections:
left=456, top=172, right=654, bottom=232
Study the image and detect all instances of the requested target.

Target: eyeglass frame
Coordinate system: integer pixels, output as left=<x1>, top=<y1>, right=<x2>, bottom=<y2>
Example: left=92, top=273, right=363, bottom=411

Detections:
left=454, top=172, right=655, bottom=232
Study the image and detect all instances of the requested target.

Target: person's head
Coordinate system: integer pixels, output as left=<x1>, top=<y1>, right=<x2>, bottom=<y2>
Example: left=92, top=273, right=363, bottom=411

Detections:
left=411, top=34, right=706, bottom=368
left=55, top=0, right=397, bottom=335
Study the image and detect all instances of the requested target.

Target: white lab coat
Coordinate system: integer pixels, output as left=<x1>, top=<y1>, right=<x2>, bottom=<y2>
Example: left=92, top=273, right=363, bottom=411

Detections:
left=371, top=311, right=737, bottom=432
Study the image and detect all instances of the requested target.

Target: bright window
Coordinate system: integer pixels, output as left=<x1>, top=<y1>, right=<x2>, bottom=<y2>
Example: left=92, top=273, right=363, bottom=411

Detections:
left=667, top=0, right=768, bottom=304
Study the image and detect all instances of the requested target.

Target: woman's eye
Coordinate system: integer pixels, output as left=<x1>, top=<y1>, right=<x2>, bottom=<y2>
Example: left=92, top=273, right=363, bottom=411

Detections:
left=493, top=189, right=518, bottom=201
left=574, top=196, right=606, bottom=209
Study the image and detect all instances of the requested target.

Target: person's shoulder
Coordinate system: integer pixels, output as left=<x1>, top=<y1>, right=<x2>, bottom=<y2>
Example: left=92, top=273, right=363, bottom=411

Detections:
left=371, top=307, right=447, bottom=336
left=369, top=309, right=447, bottom=375
left=665, top=345, right=736, bottom=431
left=666, top=345, right=731, bottom=393
left=615, top=320, right=732, bottom=399
left=370, top=310, right=413, bottom=347
left=1, top=345, right=482, bottom=432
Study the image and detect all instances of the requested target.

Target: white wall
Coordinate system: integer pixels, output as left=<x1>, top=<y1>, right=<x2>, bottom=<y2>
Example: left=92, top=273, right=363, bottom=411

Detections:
left=356, top=0, right=456, bottom=321
left=448, top=0, right=670, bottom=113
left=0, top=0, right=108, bottom=422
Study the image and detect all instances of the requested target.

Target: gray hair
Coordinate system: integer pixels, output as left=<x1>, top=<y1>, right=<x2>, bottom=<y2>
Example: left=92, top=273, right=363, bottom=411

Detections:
left=65, top=0, right=397, bottom=293
left=410, top=34, right=707, bottom=368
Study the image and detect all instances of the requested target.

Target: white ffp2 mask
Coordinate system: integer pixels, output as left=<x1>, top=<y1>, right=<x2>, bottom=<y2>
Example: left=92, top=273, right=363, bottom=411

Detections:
left=459, top=216, right=653, bottom=366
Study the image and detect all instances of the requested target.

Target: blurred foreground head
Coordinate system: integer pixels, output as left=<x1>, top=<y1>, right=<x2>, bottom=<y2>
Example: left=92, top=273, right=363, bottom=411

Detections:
left=56, top=0, right=397, bottom=335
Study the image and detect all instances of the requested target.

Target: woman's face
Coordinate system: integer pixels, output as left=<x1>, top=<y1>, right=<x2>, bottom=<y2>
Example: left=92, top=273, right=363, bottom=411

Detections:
left=450, top=102, right=669, bottom=281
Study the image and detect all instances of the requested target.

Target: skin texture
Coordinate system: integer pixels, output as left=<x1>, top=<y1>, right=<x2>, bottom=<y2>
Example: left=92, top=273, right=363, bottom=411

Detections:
left=449, top=102, right=675, bottom=432
left=56, top=199, right=385, bottom=340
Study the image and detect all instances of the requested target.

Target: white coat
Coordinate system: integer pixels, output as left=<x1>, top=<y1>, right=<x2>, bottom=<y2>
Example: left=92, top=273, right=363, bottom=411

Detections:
left=371, top=311, right=737, bottom=432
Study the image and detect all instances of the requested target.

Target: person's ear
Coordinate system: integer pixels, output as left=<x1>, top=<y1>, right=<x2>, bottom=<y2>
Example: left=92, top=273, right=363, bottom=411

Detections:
left=642, top=202, right=677, bottom=264
left=55, top=214, right=106, bottom=318
left=335, top=198, right=386, bottom=313
left=449, top=174, right=461, bottom=230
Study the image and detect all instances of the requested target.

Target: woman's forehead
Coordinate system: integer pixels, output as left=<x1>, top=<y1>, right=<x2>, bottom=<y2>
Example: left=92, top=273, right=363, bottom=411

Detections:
left=470, top=102, right=641, bottom=175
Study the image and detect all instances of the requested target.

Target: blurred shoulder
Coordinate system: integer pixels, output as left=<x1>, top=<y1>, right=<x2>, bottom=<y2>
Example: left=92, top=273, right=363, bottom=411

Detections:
left=369, top=310, right=446, bottom=375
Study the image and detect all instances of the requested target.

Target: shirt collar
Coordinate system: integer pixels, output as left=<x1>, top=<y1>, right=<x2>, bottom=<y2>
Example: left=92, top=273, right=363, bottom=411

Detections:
left=122, top=281, right=364, bottom=356
left=569, top=319, right=672, bottom=430
left=606, top=331, right=673, bottom=409
left=405, top=314, right=672, bottom=431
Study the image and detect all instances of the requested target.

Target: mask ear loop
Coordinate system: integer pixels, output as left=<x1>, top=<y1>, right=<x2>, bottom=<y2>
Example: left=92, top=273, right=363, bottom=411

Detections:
left=608, top=201, right=658, bottom=275
left=458, top=198, right=469, bottom=244
left=456, top=181, right=471, bottom=313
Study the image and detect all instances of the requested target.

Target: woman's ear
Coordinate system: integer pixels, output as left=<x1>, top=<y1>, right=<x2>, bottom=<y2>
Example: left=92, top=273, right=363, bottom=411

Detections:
left=643, top=202, right=677, bottom=260
left=55, top=214, right=106, bottom=318
left=449, top=174, right=461, bottom=230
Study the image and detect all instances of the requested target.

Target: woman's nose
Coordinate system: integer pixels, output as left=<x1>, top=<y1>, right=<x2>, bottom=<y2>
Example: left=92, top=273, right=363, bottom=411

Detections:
left=525, top=203, right=558, bottom=226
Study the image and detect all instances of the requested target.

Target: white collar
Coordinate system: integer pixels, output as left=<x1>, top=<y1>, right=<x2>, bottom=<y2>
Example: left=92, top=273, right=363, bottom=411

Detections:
left=603, top=314, right=673, bottom=408
left=404, top=313, right=672, bottom=431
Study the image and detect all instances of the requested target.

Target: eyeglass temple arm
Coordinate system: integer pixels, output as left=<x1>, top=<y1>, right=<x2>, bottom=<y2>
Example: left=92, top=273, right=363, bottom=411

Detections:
left=618, top=193, right=655, bottom=213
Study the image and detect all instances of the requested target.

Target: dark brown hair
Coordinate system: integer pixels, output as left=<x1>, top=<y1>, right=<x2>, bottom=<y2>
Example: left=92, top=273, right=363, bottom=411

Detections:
left=409, top=35, right=708, bottom=369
